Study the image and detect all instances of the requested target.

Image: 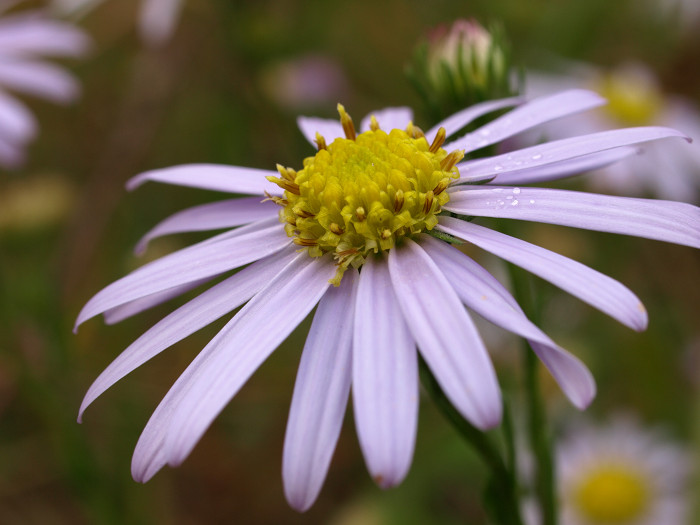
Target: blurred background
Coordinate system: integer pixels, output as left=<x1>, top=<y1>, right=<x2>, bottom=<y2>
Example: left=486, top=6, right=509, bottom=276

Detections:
left=0, top=0, right=699, bottom=523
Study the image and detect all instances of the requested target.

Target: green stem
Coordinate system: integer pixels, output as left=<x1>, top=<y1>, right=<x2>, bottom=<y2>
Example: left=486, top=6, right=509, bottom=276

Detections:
left=508, top=263, right=558, bottom=525
left=419, top=359, right=524, bottom=525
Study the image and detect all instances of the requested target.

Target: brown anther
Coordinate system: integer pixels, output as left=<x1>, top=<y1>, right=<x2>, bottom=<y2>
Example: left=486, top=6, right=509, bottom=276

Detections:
left=380, top=228, right=392, bottom=240
left=423, top=190, right=434, bottom=214
left=293, top=237, right=318, bottom=247
left=277, top=179, right=300, bottom=195
left=440, top=150, right=465, bottom=171
left=262, top=191, right=288, bottom=206
left=355, top=206, right=366, bottom=221
left=429, top=127, right=447, bottom=153
left=337, top=103, right=356, bottom=140
left=406, top=121, right=425, bottom=139
left=329, top=222, right=344, bottom=235
left=369, top=115, right=380, bottom=131
left=294, top=208, right=314, bottom=219
left=337, top=248, right=359, bottom=257
left=315, top=132, right=327, bottom=151
left=433, top=179, right=449, bottom=196
left=285, top=216, right=297, bottom=226
left=393, top=189, right=404, bottom=212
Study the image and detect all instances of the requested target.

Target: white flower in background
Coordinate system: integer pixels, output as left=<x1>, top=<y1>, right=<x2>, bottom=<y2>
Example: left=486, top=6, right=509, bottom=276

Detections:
left=527, top=63, right=700, bottom=202
left=52, top=0, right=183, bottom=47
left=0, top=3, right=90, bottom=169
left=557, top=417, right=692, bottom=525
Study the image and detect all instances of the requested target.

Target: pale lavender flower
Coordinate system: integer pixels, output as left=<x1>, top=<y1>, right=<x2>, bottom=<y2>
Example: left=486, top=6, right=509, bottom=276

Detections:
left=0, top=4, right=90, bottom=168
left=75, top=90, right=700, bottom=511
left=52, top=0, right=182, bottom=47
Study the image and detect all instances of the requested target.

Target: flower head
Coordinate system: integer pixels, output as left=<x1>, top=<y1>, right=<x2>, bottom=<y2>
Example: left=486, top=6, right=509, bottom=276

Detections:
left=0, top=4, right=90, bottom=168
left=557, top=417, right=692, bottom=525
left=75, top=90, right=700, bottom=511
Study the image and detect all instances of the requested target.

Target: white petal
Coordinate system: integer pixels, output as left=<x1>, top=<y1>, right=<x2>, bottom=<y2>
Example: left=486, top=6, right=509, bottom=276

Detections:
left=80, top=248, right=297, bottom=421
left=163, top=254, right=336, bottom=466
left=134, top=197, right=280, bottom=255
left=360, top=107, right=413, bottom=132
left=0, top=59, right=79, bottom=102
left=296, top=116, right=344, bottom=147
left=283, top=270, right=358, bottom=512
left=486, top=147, right=638, bottom=185
left=437, top=217, right=648, bottom=331
left=445, top=187, right=700, bottom=249
left=426, top=96, right=522, bottom=139
left=444, top=90, right=605, bottom=154
left=353, top=255, right=418, bottom=488
left=0, top=90, right=36, bottom=144
left=75, top=219, right=289, bottom=330
left=138, top=0, right=183, bottom=47
left=126, top=164, right=282, bottom=196
left=388, top=239, right=502, bottom=430
left=103, top=278, right=213, bottom=325
left=419, top=235, right=595, bottom=409
left=455, top=127, right=689, bottom=184
left=0, top=14, right=90, bottom=57
left=131, top=253, right=335, bottom=481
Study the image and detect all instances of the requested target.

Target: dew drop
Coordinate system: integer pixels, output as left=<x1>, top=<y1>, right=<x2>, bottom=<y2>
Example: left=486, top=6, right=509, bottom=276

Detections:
left=511, top=200, right=518, bottom=206
left=513, top=188, right=521, bottom=194
left=506, top=195, right=513, bottom=200
left=529, top=199, right=535, bottom=204
left=493, top=165, right=503, bottom=172
left=532, top=153, right=542, bottom=160
left=480, top=129, right=491, bottom=136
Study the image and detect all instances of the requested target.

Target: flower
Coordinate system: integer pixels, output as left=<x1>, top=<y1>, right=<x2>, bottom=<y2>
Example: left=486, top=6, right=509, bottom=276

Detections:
left=526, top=63, right=700, bottom=202
left=52, top=0, right=182, bottom=47
left=75, top=90, right=700, bottom=511
left=0, top=4, right=90, bottom=168
left=556, top=417, right=692, bottom=525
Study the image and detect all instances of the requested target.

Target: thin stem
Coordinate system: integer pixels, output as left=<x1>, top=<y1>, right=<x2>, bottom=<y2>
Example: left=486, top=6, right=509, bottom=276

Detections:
left=508, top=263, right=558, bottom=525
left=419, top=359, right=524, bottom=525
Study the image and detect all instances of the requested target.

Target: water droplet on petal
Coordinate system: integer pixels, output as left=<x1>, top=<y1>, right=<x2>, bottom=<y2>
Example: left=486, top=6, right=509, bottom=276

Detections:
left=493, top=165, right=503, bottom=171
left=513, top=188, right=521, bottom=194
left=529, top=199, right=535, bottom=204
left=532, top=153, right=542, bottom=160
left=511, top=200, right=518, bottom=206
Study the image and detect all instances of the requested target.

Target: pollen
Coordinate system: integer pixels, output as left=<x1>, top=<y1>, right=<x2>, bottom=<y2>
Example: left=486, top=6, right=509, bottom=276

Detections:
left=267, top=106, right=460, bottom=284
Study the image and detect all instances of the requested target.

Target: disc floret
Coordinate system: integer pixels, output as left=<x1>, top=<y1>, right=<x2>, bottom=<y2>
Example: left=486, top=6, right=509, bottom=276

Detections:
left=267, top=105, right=463, bottom=284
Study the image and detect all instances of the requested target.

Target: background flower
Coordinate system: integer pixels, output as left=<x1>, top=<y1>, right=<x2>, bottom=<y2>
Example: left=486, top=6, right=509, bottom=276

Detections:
left=556, top=417, right=692, bottom=525
left=525, top=62, right=700, bottom=202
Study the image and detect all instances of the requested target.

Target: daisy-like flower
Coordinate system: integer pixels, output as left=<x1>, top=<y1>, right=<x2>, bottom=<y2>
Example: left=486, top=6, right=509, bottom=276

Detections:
left=527, top=63, right=700, bottom=202
left=556, top=417, right=692, bottom=525
left=52, top=0, right=182, bottom=47
left=75, top=89, right=700, bottom=511
left=0, top=3, right=90, bottom=168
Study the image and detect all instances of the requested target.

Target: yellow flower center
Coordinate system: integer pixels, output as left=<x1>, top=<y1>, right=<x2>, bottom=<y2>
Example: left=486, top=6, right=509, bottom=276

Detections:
left=573, top=464, right=650, bottom=523
left=597, top=69, right=664, bottom=127
left=267, top=104, right=462, bottom=284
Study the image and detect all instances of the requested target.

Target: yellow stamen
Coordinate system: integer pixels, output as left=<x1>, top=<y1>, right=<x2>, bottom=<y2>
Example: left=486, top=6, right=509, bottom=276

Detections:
left=369, top=115, right=380, bottom=131
left=429, top=127, right=447, bottom=153
left=315, top=132, right=327, bottom=151
left=337, top=103, right=356, bottom=140
left=440, top=150, right=465, bottom=171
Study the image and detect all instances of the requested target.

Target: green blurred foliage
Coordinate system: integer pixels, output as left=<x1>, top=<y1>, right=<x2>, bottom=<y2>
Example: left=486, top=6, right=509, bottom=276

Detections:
left=0, top=0, right=699, bottom=523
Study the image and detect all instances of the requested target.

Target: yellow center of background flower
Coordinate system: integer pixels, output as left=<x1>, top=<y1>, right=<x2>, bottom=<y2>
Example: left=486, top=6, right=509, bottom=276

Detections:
left=598, top=68, right=664, bottom=127
left=268, top=105, right=461, bottom=284
left=573, top=465, right=650, bottom=523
